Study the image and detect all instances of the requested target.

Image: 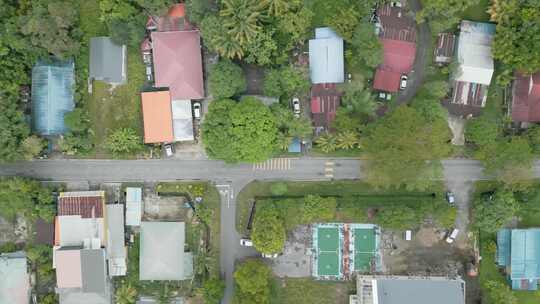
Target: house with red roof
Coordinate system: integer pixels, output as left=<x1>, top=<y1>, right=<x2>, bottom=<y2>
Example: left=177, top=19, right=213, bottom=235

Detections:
left=373, top=3, right=417, bottom=93
left=511, top=71, right=540, bottom=125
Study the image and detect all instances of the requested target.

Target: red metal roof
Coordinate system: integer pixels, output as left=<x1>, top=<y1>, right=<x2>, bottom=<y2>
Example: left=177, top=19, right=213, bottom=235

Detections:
left=380, top=39, right=416, bottom=74
left=152, top=31, right=204, bottom=100
left=58, top=193, right=104, bottom=218
left=512, top=71, right=540, bottom=122
left=373, top=69, right=401, bottom=92
left=310, top=84, right=341, bottom=129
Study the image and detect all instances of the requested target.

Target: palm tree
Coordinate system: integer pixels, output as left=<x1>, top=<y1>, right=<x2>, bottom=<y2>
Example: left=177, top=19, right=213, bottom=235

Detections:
left=215, top=34, right=244, bottom=59
left=260, top=0, right=290, bottom=16
left=220, top=0, right=263, bottom=46
left=277, top=133, right=293, bottom=151
left=115, top=283, right=137, bottom=304
left=315, top=134, right=337, bottom=153
left=336, top=131, right=360, bottom=150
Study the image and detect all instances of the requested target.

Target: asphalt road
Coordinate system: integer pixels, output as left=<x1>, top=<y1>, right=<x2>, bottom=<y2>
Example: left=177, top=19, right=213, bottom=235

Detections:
left=396, top=0, right=431, bottom=105
left=0, top=157, right=527, bottom=303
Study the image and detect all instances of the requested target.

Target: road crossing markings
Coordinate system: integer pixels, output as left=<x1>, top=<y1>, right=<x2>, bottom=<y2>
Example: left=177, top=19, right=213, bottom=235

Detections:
left=324, top=161, right=334, bottom=179
left=253, top=158, right=292, bottom=171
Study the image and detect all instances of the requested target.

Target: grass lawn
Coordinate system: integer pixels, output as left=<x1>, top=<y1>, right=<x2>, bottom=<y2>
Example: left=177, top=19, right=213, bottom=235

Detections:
left=237, top=180, right=449, bottom=234
left=308, top=147, right=362, bottom=157
left=85, top=46, right=146, bottom=157
left=460, top=0, right=491, bottom=23
left=270, top=278, right=352, bottom=304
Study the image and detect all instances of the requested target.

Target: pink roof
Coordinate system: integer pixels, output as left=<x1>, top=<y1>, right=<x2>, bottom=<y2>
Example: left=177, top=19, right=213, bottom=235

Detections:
left=512, top=71, right=540, bottom=122
left=55, top=249, right=82, bottom=289
left=151, top=30, right=204, bottom=100
left=373, top=69, right=401, bottom=92
left=380, top=39, right=416, bottom=74
left=310, top=84, right=341, bottom=128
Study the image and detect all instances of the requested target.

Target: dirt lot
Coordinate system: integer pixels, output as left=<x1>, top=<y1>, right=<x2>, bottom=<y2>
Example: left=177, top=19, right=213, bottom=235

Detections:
left=381, top=226, right=480, bottom=303
left=270, top=225, right=312, bottom=278
left=143, top=189, right=192, bottom=221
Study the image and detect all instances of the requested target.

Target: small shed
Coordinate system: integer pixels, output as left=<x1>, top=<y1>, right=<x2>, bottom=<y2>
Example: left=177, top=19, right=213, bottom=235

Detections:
left=288, top=138, right=302, bottom=153
left=31, top=59, right=75, bottom=136
left=125, top=187, right=142, bottom=226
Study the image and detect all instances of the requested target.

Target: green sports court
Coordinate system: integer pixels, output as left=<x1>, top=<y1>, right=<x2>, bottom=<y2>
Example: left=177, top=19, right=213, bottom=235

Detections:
left=354, top=228, right=376, bottom=272
left=315, top=226, right=341, bottom=277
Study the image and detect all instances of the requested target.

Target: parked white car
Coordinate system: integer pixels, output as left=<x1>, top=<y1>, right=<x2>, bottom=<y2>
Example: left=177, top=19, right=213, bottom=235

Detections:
left=399, top=75, right=408, bottom=90
left=446, top=229, right=459, bottom=244
left=262, top=253, right=278, bottom=258
left=292, top=98, right=301, bottom=118
left=193, top=102, right=201, bottom=120
left=163, top=143, right=174, bottom=157
left=240, top=238, right=253, bottom=247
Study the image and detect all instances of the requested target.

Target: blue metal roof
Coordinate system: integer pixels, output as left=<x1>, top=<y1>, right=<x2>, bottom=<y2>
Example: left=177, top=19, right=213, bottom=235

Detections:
left=509, top=229, right=540, bottom=281
left=31, top=59, right=75, bottom=136
left=497, top=229, right=511, bottom=267
left=288, top=138, right=301, bottom=153
left=309, top=27, right=344, bottom=84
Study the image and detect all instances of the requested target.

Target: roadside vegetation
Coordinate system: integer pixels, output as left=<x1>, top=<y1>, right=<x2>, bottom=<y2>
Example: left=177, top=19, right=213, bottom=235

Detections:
left=238, top=180, right=455, bottom=254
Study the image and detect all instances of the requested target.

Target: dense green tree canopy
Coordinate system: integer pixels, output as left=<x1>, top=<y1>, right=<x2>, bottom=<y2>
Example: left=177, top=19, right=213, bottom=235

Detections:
left=202, top=98, right=278, bottom=163
left=234, top=259, right=271, bottom=304
left=341, top=81, right=378, bottom=117
left=473, top=190, right=519, bottom=233
left=202, top=278, right=225, bottom=304
left=490, top=0, right=540, bottom=73
left=262, top=66, right=309, bottom=98
left=0, top=178, right=54, bottom=222
left=417, top=0, right=480, bottom=33
left=0, top=94, right=31, bottom=162
left=209, top=60, right=246, bottom=99
left=348, top=23, right=383, bottom=68
left=479, top=137, right=534, bottom=189
left=484, top=281, right=517, bottom=304
left=20, top=0, right=81, bottom=58
left=465, top=117, right=500, bottom=147
left=362, top=105, right=452, bottom=190
left=252, top=205, right=286, bottom=254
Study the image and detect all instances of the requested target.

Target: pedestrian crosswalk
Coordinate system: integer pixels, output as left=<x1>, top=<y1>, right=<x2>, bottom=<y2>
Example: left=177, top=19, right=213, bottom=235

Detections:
left=253, top=158, right=292, bottom=171
left=325, top=161, right=334, bottom=178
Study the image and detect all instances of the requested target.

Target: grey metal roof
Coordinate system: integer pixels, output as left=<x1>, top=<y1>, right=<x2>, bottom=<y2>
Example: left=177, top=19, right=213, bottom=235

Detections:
left=105, top=204, right=126, bottom=276
left=0, top=252, right=30, bottom=304
left=89, top=37, right=127, bottom=84
left=59, top=290, right=111, bottom=304
left=376, top=278, right=465, bottom=304
left=140, top=222, right=190, bottom=280
left=309, top=27, right=344, bottom=84
left=80, top=249, right=108, bottom=294
left=31, top=59, right=75, bottom=136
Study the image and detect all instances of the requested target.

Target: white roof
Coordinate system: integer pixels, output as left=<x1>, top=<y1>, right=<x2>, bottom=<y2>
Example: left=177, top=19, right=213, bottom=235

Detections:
left=0, top=252, right=30, bottom=304
left=309, top=27, right=344, bottom=84
left=125, top=188, right=142, bottom=226
left=454, top=21, right=495, bottom=85
left=171, top=99, right=194, bottom=142
left=57, top=215, right=105, bottom=247
left=105, top=205, right=126, bottom=276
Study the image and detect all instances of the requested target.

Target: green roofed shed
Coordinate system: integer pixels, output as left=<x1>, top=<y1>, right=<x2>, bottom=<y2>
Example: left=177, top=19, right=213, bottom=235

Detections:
left=31, top=59, right=75, bottom=136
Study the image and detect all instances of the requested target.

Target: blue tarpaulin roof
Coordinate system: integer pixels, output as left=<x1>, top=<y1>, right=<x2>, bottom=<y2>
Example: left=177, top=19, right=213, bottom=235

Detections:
left=288, top=138, right=301, bottom=153
left=31, top=59, right=75, bottom=136
left=309, top=27, right=344, bottom=84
